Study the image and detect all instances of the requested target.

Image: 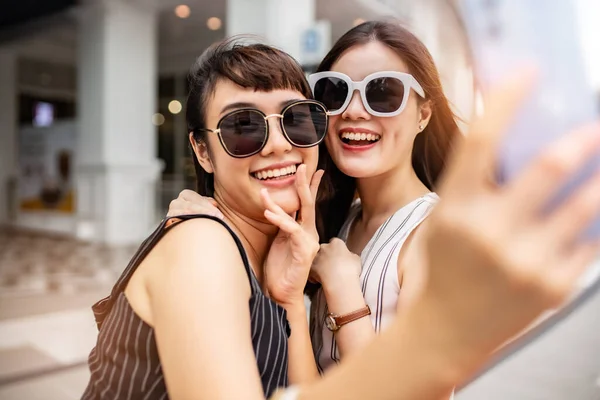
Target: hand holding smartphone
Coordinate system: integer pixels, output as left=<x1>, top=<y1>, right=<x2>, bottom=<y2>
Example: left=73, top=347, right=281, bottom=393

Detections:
left=459, top=0, right=599, bottom=238
left=456, top=0, right=600, bottom=389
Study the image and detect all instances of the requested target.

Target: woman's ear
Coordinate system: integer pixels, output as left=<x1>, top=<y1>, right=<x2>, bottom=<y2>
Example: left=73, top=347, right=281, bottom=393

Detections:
left=418, top=100, right=433, bottom=132
left=189, top=133, right=214, bottom=173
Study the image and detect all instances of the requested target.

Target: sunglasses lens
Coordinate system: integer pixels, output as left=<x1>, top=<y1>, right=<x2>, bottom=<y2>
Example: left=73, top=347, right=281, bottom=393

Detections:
left=219, top=110, right=267, bottom=156
left=365, top=77, right=405, bottom=113
left=313, top=77, right=348, bottom=112
left=283, top=102, right=328, bottom=147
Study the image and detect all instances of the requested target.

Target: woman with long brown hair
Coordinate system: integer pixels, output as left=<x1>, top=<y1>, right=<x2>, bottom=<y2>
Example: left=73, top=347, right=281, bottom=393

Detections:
left=306, top=21, right=461, bottom=374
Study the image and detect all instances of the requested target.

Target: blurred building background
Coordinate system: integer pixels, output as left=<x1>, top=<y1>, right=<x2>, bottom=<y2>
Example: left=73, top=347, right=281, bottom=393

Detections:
left=0, top=0, right=598, bottom=399
left=0, top=0, right=475, bottom=246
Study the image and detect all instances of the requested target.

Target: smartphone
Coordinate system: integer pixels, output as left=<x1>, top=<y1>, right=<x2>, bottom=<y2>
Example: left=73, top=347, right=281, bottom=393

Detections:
left=456, top=0, right=600, bottom=389
left=458, top=0, right=600, bottom=239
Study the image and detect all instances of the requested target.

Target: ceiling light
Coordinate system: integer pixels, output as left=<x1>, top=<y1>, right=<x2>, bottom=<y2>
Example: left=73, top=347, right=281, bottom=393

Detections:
left=207, top=17, right=222, bottom=31
left=152, top=113, right=165, bottom=126
left=175, top=5, right=191, bottom=19
left=168, top=100, right=182, bottom=115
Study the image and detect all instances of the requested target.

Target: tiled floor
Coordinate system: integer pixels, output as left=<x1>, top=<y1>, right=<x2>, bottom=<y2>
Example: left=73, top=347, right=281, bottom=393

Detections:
left=0, top=365, right=90, bottom=400
left=0, top=228, right=136, bottom=399
left=0, top=345, right=58, bottom=382
left=1, top=228, right=599, bottom=399
left=0, top=228, right=136, bottom=300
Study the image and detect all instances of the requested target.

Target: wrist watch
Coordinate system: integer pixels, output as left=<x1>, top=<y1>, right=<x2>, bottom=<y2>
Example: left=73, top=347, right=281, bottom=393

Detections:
left=325, top=305, right=371, bottom=332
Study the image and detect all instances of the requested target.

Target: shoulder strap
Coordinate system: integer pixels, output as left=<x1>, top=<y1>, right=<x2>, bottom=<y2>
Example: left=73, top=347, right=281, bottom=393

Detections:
left=91, top=214, right=255, bottom=330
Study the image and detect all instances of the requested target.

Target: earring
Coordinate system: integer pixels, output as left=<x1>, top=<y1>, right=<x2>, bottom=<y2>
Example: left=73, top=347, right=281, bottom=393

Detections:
left=418, top=124, right=424, bottom=131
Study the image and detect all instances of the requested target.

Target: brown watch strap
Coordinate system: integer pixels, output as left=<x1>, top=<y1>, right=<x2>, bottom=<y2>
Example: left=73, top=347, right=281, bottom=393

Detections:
left=333, top=305, right=371, bottom=328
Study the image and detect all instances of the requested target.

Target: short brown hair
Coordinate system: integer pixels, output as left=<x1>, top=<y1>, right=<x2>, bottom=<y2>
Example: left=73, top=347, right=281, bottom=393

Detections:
left=186, top=37, right=313, bottom=196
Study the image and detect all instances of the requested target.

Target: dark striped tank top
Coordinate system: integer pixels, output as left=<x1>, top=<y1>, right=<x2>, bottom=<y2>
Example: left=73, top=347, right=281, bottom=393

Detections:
left=81, top=215, right=291, bottom=399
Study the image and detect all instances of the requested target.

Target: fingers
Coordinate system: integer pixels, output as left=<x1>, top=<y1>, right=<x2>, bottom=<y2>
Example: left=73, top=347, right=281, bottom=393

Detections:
left=296, top=165, right=323, bottom=228
left=506, top=122, right=600, bottom=219
left=296, top=164, right=313, bottom=220
left=442, top=67, right=538, bottom=196
left=178, top=189, right=196, bottom=199
left=261, top=189, right=301, bottom=235
left=548, top=240, right=600, bottom=302
left=329, top=238, right=345, bottom=246
left=309, top=169, right=325, bottom=202
left=264, top=209, right=302, bottom=235
left=542, top=167, right=600, bottom=245
left=167, top=190, right=223, bottom=219
left=180, top=189, right=219, bottom=209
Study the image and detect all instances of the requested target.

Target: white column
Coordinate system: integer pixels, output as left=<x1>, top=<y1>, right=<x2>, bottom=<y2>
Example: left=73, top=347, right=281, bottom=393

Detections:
left=0, top=49, right=17, bottom=227
left=265, top=0, right=316, bottom=62
left=226, top=0, right=268, bottom=38
left=410, top=0, right=475, bottom=130
left=76, top=0, right=161, bottom=245
left=226, top=0, right=316, bottom=63
left=410, top=0, right=440, bottom=62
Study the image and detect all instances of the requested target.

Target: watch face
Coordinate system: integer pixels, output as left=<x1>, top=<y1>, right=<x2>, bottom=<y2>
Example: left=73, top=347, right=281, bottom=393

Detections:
left=325, top=315, right=338, bottom=331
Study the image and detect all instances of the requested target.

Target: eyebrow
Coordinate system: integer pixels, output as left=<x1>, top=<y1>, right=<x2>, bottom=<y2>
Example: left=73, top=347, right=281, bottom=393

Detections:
left=219, top=98, right=305, bottom=116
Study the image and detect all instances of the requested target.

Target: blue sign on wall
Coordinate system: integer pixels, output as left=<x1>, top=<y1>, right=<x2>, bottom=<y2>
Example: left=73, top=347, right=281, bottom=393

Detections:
left=303, top=29, right=319, bottom=53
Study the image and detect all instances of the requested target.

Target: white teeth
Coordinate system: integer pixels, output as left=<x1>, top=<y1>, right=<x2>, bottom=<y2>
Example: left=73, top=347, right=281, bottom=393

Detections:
left=340, top=132, right=381, bottom=141
left=253, top=164, right=298, bottom=180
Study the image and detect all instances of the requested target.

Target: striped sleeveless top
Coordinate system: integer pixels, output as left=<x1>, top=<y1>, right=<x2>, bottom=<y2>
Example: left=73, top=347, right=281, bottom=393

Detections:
left=81, top=215, right=290, bottom=399
left=310, top=193, right=439, bottom=371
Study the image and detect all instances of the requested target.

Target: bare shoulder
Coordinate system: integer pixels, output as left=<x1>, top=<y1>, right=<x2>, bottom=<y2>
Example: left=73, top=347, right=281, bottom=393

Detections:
left=136, top=218, right=264, bottom=399
left=159, top=217, right=242, bottom=255
left=144, top=218, right=252, bottom=309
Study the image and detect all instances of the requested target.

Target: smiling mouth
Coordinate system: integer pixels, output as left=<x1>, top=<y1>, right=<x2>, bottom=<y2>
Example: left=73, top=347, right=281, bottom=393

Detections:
left=251, top=164, right=299, bottom=181
left=340, top=131, right=381, bottom=146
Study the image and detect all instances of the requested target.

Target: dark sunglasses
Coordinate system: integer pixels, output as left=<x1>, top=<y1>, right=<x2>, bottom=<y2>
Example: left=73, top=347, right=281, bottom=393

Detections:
left=308, top=71, right=425, bottom=117
left=194, top=100, right=329, bottom=158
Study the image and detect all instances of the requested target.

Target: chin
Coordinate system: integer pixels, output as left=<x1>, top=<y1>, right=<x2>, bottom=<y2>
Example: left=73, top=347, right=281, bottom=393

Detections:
left=334, top=158, right=381, bottom=179
left=268, top=191, right=301, bottom=215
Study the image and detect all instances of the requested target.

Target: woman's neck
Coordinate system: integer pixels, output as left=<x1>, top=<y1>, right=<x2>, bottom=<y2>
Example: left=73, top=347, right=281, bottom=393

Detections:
left=356, top=164, right=430, bottom=224
left=214, top=194, right=278, bottom=285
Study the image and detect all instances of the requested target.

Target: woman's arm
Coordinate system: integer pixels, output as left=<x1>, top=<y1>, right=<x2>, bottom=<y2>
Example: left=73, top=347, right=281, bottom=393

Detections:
left=311, top=239, right=375, bottom=361
left=284, top=299, right=319, bottom=384
left=145, top=218, right=264, bottom=400
left=297, top=299, right=463, bottom=400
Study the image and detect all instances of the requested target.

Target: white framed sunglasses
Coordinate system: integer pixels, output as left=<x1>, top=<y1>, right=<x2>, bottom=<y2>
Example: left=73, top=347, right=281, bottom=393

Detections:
left=308, top=71, right=425, bottom=117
